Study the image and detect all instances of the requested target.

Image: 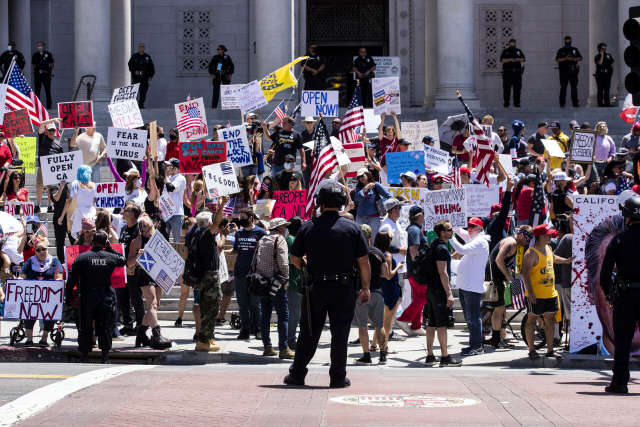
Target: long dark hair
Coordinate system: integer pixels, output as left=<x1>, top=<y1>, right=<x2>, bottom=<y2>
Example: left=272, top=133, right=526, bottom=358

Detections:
left=356, top=171, right=375, bottom=189
left=373, top=230, right=391, bottom=253
left=257, top=176, right=273, bottom=200
left=237, top=175, right=251, bottom=204
left=6, top=170, right=25, bottom=197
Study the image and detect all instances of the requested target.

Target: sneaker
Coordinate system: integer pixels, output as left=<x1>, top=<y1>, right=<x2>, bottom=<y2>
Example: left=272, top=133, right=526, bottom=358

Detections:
left=491, top=339, right=514, bottom=350
left=255, top=331, right=262, bottom=340
left=34, top=206, right=41, bottom=213
left=112, top=335, right=125, bottom=341
left=237, top=330, right=250, bottom=340
left=411, top=328, right=426, bottom=336
left=389, top=331, right=406, bottom=341
left=461, top=346, right=484, bottom=356
left=378, top=352, right=387, bottom=365
left=424, top=354, right=439, bottom=366
left=216, top=318, right=228, bottom=326
left=348, top=338, right=361, bottom=346
left=440, top=355, right=462, bottom=367
left=353, top=354, right=373, bottom=366
left=174, top=317, right=183, bottom=327
left=394, top=319, right=412, bottom=336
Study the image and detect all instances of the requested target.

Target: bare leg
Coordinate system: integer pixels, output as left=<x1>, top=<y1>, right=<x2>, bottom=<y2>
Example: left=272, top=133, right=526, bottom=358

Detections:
left=358, top=327, right=369, bottom=353
left=141, top=286, right=159, bottom=328
left=525, top=314, right=538, bottom=352
left=218, top=295, right=231, bottom=320
left=155, top=287, right=163, bottom=308
left=544, top=313, right=556, bottom=353
left=426, top=326, right=436, bottom=355
left=381, top=301, right=401, bottom=351
left=436, top=327, right=448, bottom=357
left=36, top=186, right=43, bottom=207
left=177, top=283, right=190, bottom=318
left=41, top=331, right=50, bottom=344
left=492, top=305, right=507, bottom=339
left=26, top=329, right=34, bottom=342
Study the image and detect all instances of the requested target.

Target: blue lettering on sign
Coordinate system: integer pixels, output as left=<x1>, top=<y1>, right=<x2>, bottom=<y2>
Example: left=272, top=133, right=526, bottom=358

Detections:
left=315, top=104, right=338, bottom=116
left=95, top=196, right=124, bottom=208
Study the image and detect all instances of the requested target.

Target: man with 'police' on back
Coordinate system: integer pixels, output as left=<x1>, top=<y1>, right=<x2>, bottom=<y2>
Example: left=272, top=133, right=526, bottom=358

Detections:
left=284, top=181, right=371, bottom=388
left=66, top=231, right=127, bottom=364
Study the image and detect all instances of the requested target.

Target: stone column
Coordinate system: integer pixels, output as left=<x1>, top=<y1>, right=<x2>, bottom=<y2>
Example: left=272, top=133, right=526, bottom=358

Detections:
left=255, top=0, right=292, bottom=99
left=74, top=0, right=111, bottom=101
left=423, top=0, right=438, bottom=107
left=587, top=0, right=618, bottom=107
left=8, top=0, right=31, bottom=83
left=618, top=0, right=636, bottom=104
left=0, top=0, right=8, bottom=56
left=434, top=0, right=478, bottom=108
left=110, top=0, right=131, bottom=91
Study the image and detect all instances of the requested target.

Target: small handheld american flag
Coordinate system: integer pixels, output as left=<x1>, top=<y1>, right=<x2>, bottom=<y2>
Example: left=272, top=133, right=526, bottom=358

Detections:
left=222, top=196, right=236, bottom=216
left=177, top=106, right=202, bottom=132
left=38, top=220, right=48, bottom=238
left=509, top=279, right=526, bottom=310
left=442, top=155, right=462, bottom=188
left=274, top=100, right=286, bottom=123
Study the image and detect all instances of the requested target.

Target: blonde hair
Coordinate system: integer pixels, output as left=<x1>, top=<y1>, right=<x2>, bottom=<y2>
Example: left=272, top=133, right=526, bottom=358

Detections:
left=595, top=121, right=608, bottom=135
left=481, top=115, right=494, bottom=125
left=384, top=126, right=396, bottom=137
left=138, top=214, right=154, bottom=230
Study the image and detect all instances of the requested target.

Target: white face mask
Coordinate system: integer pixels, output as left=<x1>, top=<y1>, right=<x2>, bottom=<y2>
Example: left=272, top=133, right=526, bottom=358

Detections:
left=284, top=162, right=292, bottom=170
left=7, top=46, right=11, bottom=51
left=135, top=178, right=142, bottom=188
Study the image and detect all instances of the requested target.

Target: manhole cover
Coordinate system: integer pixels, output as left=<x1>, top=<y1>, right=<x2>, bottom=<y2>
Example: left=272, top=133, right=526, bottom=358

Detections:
left=329, top=395, right=480, bottom=408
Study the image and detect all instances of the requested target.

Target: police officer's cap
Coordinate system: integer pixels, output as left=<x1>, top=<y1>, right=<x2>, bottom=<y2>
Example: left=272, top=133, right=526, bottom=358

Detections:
left=92, top=230, right=109, bottom=247
left=316, top=181, right=347, bottom=207
left=622, top=196, right=640, bottom=219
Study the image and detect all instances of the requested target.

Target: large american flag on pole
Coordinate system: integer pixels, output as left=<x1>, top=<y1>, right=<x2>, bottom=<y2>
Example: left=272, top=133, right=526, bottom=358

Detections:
left=528, top=168, right=549, bottom=227
left=177, top=106, right=202, bottom=132
left=4, top=60, right=54, bottom=133
left=456, top=92, right=494, bottom=187
left=306, top=119, right=337, bottom=215
left=338, top=86, right=364, bottom=145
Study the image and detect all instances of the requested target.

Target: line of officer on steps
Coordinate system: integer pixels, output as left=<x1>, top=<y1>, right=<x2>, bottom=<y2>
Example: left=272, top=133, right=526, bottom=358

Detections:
left=128, top=43, right=155, bottom=109
left=65, top=231, right=128, bottom=364
left=32, top=41, right=54, bottom=109
left=500, top=38, right=525, bottom=108
left=302, top=42, right=325, bottom=91
left=285, top=181, right=371, bottom=389
left=208, top=45, right=234, bottom=108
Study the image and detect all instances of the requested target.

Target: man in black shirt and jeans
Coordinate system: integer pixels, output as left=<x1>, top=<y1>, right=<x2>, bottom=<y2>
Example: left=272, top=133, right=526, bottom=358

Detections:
left=37, top=118, right=64, bottom=213
left=49, top=181, right=71, bottom=260
left=263, top=116, right=305, bottom=177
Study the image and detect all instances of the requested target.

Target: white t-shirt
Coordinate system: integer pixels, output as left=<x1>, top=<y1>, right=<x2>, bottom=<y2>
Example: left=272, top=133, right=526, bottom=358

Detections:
left=470, top=171, right=498, bottom=185
left=76, top=132, right=106, bottom=167
left=379, top=217, right=407, bottom=274
left=156, top=138, right=167, bottom=161
left=166, top=173, right=186, bottom=216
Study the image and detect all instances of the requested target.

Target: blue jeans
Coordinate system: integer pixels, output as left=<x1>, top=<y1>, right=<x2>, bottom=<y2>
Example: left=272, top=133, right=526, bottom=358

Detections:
left=356, top=214, right=381, bottom=243
left=271, top=164, right=285, bottom=176
left=458, top=289, right=483, bottom=349
left=241, top=164, right=258, bottom=177
left=234, top=275, right=261, bottom=333
left=286, top=287, right=302, bottom=344
left=165, top=214, right=183, bottom=243
left=260, top=287, right=289, bottom=349
left=91, top=163, right=101, bottom=183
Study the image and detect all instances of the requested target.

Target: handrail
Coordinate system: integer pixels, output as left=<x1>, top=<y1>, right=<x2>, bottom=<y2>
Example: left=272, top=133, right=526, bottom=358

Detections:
left=72, top=75, right=97, bottom=101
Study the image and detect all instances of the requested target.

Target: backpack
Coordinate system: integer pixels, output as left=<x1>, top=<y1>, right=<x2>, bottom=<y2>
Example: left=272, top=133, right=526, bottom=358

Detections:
left=247, top=236, right=281, bottom=299
left=410, top=241, right=441, bottom=286
left=183, top=225, right=205, bottom=287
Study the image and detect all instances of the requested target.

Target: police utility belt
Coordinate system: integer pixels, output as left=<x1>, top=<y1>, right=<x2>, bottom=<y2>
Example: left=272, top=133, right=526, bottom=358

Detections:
left=36, top=69, right=50, bottom=74
left=312, top=273, right=351, bottom=285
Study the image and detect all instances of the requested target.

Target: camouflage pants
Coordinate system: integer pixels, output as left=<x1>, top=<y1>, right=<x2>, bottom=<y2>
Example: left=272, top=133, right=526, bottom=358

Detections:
left=198, top=270, right=221, bottom=343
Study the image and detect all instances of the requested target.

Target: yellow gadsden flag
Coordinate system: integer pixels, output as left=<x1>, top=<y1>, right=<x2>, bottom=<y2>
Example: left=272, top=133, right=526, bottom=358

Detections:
left=259, top=56, right=308, bottom=101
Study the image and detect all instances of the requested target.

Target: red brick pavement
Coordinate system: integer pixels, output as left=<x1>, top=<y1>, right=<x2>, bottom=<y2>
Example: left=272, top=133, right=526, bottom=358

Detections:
left=15, top=367, right=640, bottom=426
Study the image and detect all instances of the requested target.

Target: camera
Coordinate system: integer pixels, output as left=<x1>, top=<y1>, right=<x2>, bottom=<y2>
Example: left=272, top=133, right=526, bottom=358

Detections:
left=273, top=272, right=288, bottom=288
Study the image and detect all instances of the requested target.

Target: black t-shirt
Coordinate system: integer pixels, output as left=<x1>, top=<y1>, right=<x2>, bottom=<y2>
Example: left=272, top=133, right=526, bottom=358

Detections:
left=556, top=46, right=582, bottom=71
left=353, top=55, right=376, bottom=75
left=500, top=47, right=525, bottom=71
left=38, top=133, right=63, bottom=167
left=301, top=54, right=324, bottom=78
left=552, top=189, right=570, bottom=217
left=527, top=132, right=546, bottom=156
left=119, top=222, right=140, bottom=259
left=432, top=239, right=451, bottom=291
left=268, top=130, right=303, bottom=166
left=368, top=245, right=385, bottom=291
left=49, top=183, right=69, bottom=221
left=594, top=53, right=614, bottom=72
left=198, top=229, right=220, bottom=272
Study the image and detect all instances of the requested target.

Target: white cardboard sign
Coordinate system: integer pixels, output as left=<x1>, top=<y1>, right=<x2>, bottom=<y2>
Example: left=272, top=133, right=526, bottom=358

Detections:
left=110, top=84, right=140, bottom=104
left=570, top=130, right=597, bottom=164
left=158, top=191, right=178, bottom=222
left=203, top=160, right=240, bottom=198
left=423, top=145, right=451, bottom=174
left=107, top=99, right=144, bottom=129
left=137, top=231, right=185, bottom=294
left=174, top=97, right=208, bottom=141
left=106, top=127, right=147, bottom=161
left=95, top=182, right=126, bottom=209
left=217, top=125, right=252, bottom=167
left=4, top=202, right=34, bottom=219
left=233, top=81, right=268, bottom=114
left=363, top=109, right=381, bottom=133
left=330, top=137, right=352, bottom=166
left=463, top=184, right=500, bottom=217
left=542, top=139, right=565, bottom=158
left=415, top=188, right=468, bottom=229
left=402, top=120, right=440, bottom=151
left=221, top=84, right=242, bottom=110
left=372, top=77, right=401, bottom=115
left=301, top=91, right=339, bottom=117
left=40, top=152, right=84, bottom=185
left=0, top=83, right=8, bottom=125
left=4, top=280, right=64, bottom=320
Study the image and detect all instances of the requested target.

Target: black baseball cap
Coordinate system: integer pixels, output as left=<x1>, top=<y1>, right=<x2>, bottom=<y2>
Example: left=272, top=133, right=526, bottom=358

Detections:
left=538, top=121, right=549, bottom=128
left=550, top=120, right=561, bottom=129
left=409, top=205, right=424, bottom=216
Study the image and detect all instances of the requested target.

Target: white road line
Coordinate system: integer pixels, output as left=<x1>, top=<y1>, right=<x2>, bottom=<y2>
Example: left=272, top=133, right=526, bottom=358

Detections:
left=0, top=365, right=156, bottom=426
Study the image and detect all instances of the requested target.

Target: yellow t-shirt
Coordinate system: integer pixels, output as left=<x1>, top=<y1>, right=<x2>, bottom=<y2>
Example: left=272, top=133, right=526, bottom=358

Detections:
left=525, top=245, right=558, bottom=299
left=546, top=134, right=569, bottom=169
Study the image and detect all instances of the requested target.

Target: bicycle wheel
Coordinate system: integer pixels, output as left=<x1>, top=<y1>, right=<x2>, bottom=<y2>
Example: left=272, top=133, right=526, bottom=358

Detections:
left=521, top=313, right=546, bottom=348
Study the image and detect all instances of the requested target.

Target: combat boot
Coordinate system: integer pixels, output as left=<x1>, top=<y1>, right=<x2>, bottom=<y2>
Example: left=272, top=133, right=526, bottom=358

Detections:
left=150, top=326, right=172, bottom=350
left=135, top=325, right=151, bottom=347
left=263, top=346, right=278, bottom=356
left=101, top=350, right=110, bottom=364
left=279, top=346, right=295, bottom=359
left=195, top=339, right=221, bottom=352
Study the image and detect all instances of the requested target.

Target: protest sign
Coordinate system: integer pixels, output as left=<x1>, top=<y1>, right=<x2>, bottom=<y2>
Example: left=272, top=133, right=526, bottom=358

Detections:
left=14, top=136, right=36, bottom=173
left=570, top=130, right=597, bottom=164
left=106, top=127, right=147, bottom=161
left=481, top=125, right=492, bottom=139
left=542, top=139, right=565, bottom=159
left=371, top=57, right=400, bottom=78
left=449, top=260, right=460, bottom=290
left=179, top=140, right=226, bottom=173
left=137, top=231, right=185, bottom=294
left=233, top=81, right=268, bottom=114
left=174, top=97, right=208, bottom=141
left=498, top=154, right=513, bottom=177
left=414, top=188, right=467, bottom=229
left=463, top=184, right=500, bottom=217
left=40, top=152, right=83, bottom=185
left=330, top=136, right=352, bottom=166
left=221, top=84, right=242, bottom=110
left=423, top=145, right=450, bottom=174
left=108, top=99, right=143, bottom=129
left=343, top=143, right=366, bottom=178
left=3, top=279, right=64, bottom=321
left=95, top=182, right=125, bottom=209
left=158, top=191, right=178, bottom=222
left=372, top=77, right=401, bottom=115
left=217, top=125, right=252, bottom=167
left=402, top=120, right=439, bottom=151
left=301, top=91, right=339, bottom=117
left=65, top=245, right=126, bottom=288
left=272, top=190, right=311, bottom=221
left=57, top=101, right=93, bottom=129
left=571, top=195, right=619, bottom=355
left=111, top=83, right=140, bottom=104
left=363, top=109, right=381, bottom=133
left=0, top=83, right=7, bottom=124
left=149, top=121, right=157, bottom=157
left=4, top=201, right=34, bottom=218
left=385, top=151, right=425, bottom=184
left=202, top=161, right=240, bottom=198
left=219, top=254, right=229, bottom=283
left=3, top=108, right=32, bottom=137
left=385, top=187, right=422, bottom=203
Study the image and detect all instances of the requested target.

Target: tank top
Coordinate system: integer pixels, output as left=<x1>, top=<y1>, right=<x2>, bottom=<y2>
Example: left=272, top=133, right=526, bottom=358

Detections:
left=525, top=246, right=557, bottom=299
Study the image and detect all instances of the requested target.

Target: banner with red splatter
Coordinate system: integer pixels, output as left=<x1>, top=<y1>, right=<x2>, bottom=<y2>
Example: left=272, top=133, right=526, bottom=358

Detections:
left=570, top=195, right=620, bottom=354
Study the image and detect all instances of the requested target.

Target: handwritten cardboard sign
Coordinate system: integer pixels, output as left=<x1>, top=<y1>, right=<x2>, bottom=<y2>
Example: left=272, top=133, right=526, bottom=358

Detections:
left=108, top=99, right=144, bottom=129
left=174, top=97, right=208, bottom=141
left=272, top=190, right=311, bottom=221
left=4, top=201, right=34, bottom=218
left=14, top=136, right=36, bottom=173
left=106, top=127, right=147, bottom=161
left=423, top=145, right=451, bottom=174
left=385, top=151, right=425, bottom=184
left=301, top=91, right=339, bottom=117
left=158, top=191, right=178, bottom=222
left=542, top=139, right=565, bottom=159
left=415, top=188, right=468, bottom=229
left=401, top=120, right=439, bottom=151
left=111, top=83, right=140, bottom=104
left=3, top=109, right=32, bottom=137
left=95, top=182, right=125, bottom=209
left=137, top=231, right=185, bottom=294
left=463, top=184, right=500, bottom=217
left=57, top=101, right=94, bottom=129
left=217, top=125, right=252, bottom=167
left=40, top=152, right=83, bottom=185
left=179, top=139, right=226, bottom=173
left=221, top=84, right=241, bottom=110
left=372, top=77, right=401, bottom=115
left=148, top=121, right=157, bottom=157
left=232, top=81, right=268, bottom=114
left=203, top=161, right=240, bottom=198
left=3, top=279, right=65, bottom=320
left=570, top=130, right=597, bottom=164
left=65, top=244, right=126, bottom=288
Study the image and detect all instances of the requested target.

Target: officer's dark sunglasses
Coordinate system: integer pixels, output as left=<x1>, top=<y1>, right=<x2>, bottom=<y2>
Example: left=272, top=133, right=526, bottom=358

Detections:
left=497, top=129, right=507, bottom=132
left=333, top=121, right=341, bottom=125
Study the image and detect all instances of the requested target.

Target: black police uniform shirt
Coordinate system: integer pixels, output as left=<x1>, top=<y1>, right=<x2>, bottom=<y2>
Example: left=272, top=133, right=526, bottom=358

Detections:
left=556, top=46, right=582, bottom=71
left=353, top=55, right=376, bottom=77
left=268, top=129, right=303, bottom=165
left=66, top=247, right=128, bottom=295
left=198, top=229, right=220, bottom=273
left=600, top=222, right=640, bottom=293
left=0, top=49, right=25, bottom=72
left=367, top=245, right=385, bottom=292
left=128, top=53, right=155, bottom=78
left=290, top=211, right=369, bottom=277
left=32, top=50, right=54, bottom=73
left=301, top=54, right=324, bottom=78
left=500, top=46, right=525, bottom=71
left=208, top=54, right=235, bottom=76
left=119, top=222, right=140, bottom=259
left=49, top=183, right=69, bottom=222
left=594, top=53, right=614, bottom=72
left=37, top=133, right=63, bottom=167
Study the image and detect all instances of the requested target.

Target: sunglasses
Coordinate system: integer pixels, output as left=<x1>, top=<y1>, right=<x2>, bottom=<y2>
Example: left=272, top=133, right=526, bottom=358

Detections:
left=433, top=180, right=443, bottom=185
left=47, top=129, right=56, bottom=132
left=35, top=248, right=47, bottom=253
left=290, top=177, right=299, bottom=181
left=468, top=224, right=480, bottom=229
left=445, top=228, right=453, bottom=232
left=13, top=176, right=21, bottom=180
left=497, top=129, right=507, bottom=132
left=84, top=229, right=96, bottom=234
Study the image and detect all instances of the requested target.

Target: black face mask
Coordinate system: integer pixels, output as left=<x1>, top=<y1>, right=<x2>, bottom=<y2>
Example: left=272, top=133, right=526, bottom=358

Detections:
left=238, top=218, right=250, bottom=227
left=169, top=134, right=178, bottom=141
left=158, top=132, right=165, bottom=138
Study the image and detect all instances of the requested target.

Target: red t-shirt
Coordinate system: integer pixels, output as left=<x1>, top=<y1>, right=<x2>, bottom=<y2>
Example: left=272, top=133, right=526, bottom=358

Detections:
left=22, top=245, right=35, bottom=263
left=6, top=187, right=29, bottom=202
left=380, top=137, right=397, bottom=162
left=452, top=135, right=469, bottom=161
left=166, top=140, right=180, bottom=161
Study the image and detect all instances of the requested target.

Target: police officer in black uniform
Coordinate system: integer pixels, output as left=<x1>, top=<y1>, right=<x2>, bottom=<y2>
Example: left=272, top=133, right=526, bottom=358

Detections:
left=32, top=41, right=54, bottom=109
left=500, top=39, right=525, bottom=108
left=594, top=42, right=614, bottom=107
left=128, top=43, right=155, bottom=109
left=352, top=47, right=376, bottom=108
left=284, top=181, right=371, bottom=388
left=0, top=41, right=26, bottom=79
left=208, top=45, right=235, bottom=108
left=301, top=43, right=325, bottom=90
left=65, top=231, right=128, bottom=364
left=599, top=196, right=640, bottom=394
left=555, top=35, right=582, bottom=108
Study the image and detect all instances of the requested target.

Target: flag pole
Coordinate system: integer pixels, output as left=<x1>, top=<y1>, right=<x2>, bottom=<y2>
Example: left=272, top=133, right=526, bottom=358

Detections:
left=2, top=57, right=16, bottom=84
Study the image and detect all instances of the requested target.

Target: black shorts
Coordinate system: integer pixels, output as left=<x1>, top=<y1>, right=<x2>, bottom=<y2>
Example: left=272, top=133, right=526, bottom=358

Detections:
left=525, top=296, right=559, bottom=317
left=489, top=280, right=506, bottom=308
left=426, top=286, right=450, bottom=328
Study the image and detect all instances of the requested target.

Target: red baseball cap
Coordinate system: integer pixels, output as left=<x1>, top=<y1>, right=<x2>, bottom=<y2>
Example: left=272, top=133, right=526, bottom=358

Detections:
left=533, top=224, right=556, bottom=237
left=460, top=167, right=471, bottom=176
left=633, top=184, right=640, bottom=195
left=634, top=121, right=640, bottom=133
left=468, top=217, right=483, bottom=228
left=490, top=203, right=501, bottom=215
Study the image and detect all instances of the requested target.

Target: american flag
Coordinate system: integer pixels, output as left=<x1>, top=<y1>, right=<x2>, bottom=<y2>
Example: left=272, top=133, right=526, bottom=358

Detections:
left=222, top=196, right=236, bottom=216
left=290, top=102, right=301, bottom=122
left=155, top=269, right=174, bottom=291
left=4, top=60, right=55, bottom=135
left=509, top=279, right=526, bottom=310
left=273, top=100, right=286, bottom=123
left=528, top=169, right=549, bottom=227
left=177, top=106, right=202, bottom=132
left=616, top=176, right=631, bottom=194
left=338, top=86, right=364, bottom=145
left=306, top=119, right=338, bottom=215
left=38, top=220, right=48, bottom=238
left=456, top=93, right=494, bottom=187
left=442, top=155, right=462, bottom=188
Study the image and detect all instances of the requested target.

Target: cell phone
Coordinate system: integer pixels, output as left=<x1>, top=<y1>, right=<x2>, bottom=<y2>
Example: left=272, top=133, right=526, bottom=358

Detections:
left=220, top=218, right=229, bottom=228
left=14, top=204, right=20, bottom=216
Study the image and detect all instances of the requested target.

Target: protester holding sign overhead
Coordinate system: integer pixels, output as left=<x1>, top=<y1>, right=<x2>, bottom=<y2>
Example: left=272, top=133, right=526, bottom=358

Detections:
left=128, top=43, right=155, bottom=109
left=70, top=122, right=107, bottom=183
left=37, top=118, right=63, bottom=213
left=355, top=168, right=391, bottom=244
left=209, top=45, right=235, bottom=108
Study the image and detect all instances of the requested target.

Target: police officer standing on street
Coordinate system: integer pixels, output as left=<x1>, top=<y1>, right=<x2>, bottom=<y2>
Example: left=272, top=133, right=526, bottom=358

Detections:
left=352, top=47, right=376, bottom=108
left=0, top=41, right=26, bottom=79
left=65, top=231, right=128, bottom=364
left=556, top=36, right=582, bottom=108
left=284, top=181, right=371, bottom=388
left=128, top=43, right=155, bottom=109
left=500, top=39, right=525, bottom=108
left=599, top=196, right=640, bottom=394
left=301, top=43, right=325, bottom=90
left=208, top=45, right=234, bottom=108
left=594, top=42, right=614, bottom=107
left=32, top=41, right=54, bottom=109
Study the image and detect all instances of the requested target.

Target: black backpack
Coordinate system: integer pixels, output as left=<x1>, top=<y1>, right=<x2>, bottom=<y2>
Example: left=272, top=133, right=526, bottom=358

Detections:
left=183, top=225, right=205, bottom=287
left=410, top=241, right=440, bottom=286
